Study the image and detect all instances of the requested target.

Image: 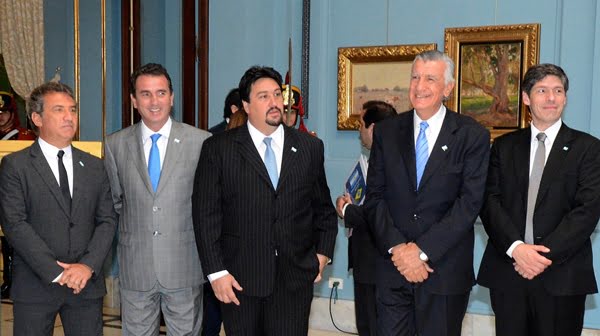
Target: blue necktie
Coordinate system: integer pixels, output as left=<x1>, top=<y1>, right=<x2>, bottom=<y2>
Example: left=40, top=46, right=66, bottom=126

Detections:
left=263, top=137, right=278, bottom=188
left=415, top=121, right=429, bottom=188
left=148, top=133, right=161, bottom=192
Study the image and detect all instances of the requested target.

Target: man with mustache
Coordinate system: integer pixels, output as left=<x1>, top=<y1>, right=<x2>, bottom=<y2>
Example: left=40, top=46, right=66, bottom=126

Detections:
left=0, top=82, right=117, bottom=335
left=193, top=66, right=337, bottom=335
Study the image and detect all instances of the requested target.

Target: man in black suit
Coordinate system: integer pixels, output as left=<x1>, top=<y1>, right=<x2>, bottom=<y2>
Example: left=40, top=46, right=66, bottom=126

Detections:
left=193, top=66, right=337, bottom=336
left=364, top=50, right=490, bottom=336
left=208, top=88, right=242, bottom=135
left=0, top=82, right=117, bottom=335
left=478, top=64, right=600, bottom=336
left=336, top=100, right=397, bottom=336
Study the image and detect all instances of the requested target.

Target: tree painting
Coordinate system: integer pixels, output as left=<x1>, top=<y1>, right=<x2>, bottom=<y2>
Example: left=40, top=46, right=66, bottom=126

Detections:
left=459, top=42, right=522, bottom=128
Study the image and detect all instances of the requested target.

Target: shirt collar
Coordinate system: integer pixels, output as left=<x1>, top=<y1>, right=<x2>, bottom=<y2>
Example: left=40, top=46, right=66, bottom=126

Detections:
left=247, top=122, right=285, bottom=150
left=141, top=118, right=172, bottom=143
left=38, top=137, right=72, bottom=157
left=413, top=105, right=446, bottom=130
left=530, top=119, right=562, bottom=144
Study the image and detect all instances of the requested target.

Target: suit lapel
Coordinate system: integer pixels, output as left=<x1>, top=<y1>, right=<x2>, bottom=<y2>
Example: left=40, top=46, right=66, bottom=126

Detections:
left=235, top=125, right=273, bottom=189
left=419, top=111, right=458, bottom=188
left=29, top=141, right=71, bottom=216
left=127, top=123, right=154, bottom=194
left=278, top=127, right=299, bottom=189
left=398, top=114, right=417, bottom=191
left=513, top=129, right=531, bottom=203
left=536, top=124, right=573, bottom=207
left=71, top=148, right=86, bottom=216
left=155, top=121, right=185, bottom=194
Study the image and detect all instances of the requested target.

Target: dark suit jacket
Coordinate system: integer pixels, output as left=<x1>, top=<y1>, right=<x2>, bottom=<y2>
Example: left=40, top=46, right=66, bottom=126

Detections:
left=0, top=141, right=117, bottom=302
left=208, top=120, right=228, bottom=135
left=345, top=204, right=379, bottom=284
left=478, top=124, right=600, bottom=295
left=364, top=109, right=490, bottom=294
left=192, top=124, right=337, bottom=297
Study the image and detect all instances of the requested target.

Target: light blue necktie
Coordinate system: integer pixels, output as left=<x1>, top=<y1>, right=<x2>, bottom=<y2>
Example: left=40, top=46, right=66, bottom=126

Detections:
left=415, top=121, right=429, bottom=188
left=263, top=137, right=278, bottom=188
left=148, top=133, right=161, bottom=192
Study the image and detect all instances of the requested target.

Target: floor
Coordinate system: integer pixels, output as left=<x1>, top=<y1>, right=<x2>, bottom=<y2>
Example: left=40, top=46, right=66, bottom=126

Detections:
left=0, top=298, right=344, bottom=336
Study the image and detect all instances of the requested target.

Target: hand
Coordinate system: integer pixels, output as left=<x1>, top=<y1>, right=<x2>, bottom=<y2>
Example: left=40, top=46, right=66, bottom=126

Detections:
left=512, top=244, right=552, bottom=280
left=390, top=243, right=433, bottom=283
left=335, top=193, right=353, bottom=218
left=314, top=254, right=329, bottom=283
left=211, top=274, right=243, bottom=305
left=57, top=261, right=93, bottom=294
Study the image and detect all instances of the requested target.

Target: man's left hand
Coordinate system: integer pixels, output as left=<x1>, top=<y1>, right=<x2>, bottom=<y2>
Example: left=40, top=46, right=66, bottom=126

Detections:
left=314, top=254, right=329, bottom=283
left=57, top=261, right=93, bottom=294
left=391, top=242, right=433, bottom=283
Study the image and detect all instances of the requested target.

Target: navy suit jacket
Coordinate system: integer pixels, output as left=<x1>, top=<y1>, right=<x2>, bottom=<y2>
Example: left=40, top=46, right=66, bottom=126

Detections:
left=364, top=109, right=490, bottom=294
left=478, top=124, right=600, bottom=295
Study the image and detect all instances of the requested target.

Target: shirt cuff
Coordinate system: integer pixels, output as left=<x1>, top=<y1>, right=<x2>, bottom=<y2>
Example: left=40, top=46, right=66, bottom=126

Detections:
left=341, top=203, right=350, bottom=218
left=207, top=270, right=229, bottom=283
left=52, top=271, right=64, bottom=283
left=506, top=240, right=524, bottom=258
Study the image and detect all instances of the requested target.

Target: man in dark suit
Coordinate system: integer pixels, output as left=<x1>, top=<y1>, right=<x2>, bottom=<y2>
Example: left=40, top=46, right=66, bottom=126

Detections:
left=478, top=64, right=600, bottom=336
left=193, top=66, right=337, bottom=336
left=0, top=82, right=117, bottom=335
left=364, top=50, right=490, bottom=336
left=336, top=100, right=397, bottom=336
left=208, top=88, right=242, bottom=135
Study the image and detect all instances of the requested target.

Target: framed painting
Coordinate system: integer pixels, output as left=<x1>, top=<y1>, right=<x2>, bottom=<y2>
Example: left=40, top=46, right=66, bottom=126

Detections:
left=337, top=43, right=437, bottom=130
left=444, top=23, right=540, bottom=139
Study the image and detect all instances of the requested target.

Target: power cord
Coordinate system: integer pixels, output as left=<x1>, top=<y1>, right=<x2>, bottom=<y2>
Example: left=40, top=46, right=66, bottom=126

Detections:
left=328, top=281, right=358, bottom=335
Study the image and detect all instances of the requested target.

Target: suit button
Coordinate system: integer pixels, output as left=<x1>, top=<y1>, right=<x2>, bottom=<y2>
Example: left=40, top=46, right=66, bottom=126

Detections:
left=69, top=222, right=75, bottom=228
left=153, top=231, right=159, bottom=236
left=152, top=206, right=158, bottom=212
left=413, top=214, right=418, bottom=220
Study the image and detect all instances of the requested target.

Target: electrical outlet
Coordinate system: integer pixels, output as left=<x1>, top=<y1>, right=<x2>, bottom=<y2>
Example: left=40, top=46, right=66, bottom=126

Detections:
left=328, top=277, right=344, bottom=289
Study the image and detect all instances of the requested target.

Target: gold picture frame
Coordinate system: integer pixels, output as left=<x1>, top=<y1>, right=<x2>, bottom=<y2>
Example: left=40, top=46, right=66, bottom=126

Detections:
left=337, top=44, right=437, bottom=130
left=444, top=23, right=540, bottom=139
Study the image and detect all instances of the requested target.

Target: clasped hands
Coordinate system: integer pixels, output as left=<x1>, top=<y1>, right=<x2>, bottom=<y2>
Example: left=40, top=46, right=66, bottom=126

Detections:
left=391, top=242, right=433, bottom=283
left=57, top=261, right=93, bottom=294
left=511, top=243, right=552, bottom=280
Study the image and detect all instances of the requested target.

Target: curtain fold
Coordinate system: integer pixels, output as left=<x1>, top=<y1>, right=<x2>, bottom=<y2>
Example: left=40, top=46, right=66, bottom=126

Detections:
left=0, top=0, right=44, bottom=98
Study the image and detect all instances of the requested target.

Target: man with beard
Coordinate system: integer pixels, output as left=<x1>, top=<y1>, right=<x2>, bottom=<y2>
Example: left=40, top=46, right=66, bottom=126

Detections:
left=193, top=66, right=337, bottom=335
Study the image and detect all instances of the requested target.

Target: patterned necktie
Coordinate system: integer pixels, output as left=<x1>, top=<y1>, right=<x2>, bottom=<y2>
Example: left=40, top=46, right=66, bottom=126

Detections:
left=415, top=121, right=429, bottom=188
left=263, top=137, right=278, bottom=189
left=148, top=133, right=161, bottom=192
left=525, top=132, right=547, bottom=244
left=57, top=150, right=71, bottom=212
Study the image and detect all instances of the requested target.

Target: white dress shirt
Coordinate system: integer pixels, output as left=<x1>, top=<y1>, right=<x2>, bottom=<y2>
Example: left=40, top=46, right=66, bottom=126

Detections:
left=413, top=105, right=446, bottom=156
left=506, top=119, right=562, bottom=257
left=141, top=118, right=172, bottom=170
left=208, top=122, right=285, bottom=283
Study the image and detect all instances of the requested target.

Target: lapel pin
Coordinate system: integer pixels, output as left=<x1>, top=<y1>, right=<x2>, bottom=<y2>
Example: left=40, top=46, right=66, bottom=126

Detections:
left=291, top=147, right=297, bottom=152
left=79, top=161, right=84, bottom=167
left=174, top=138, right=181, bottom=143
left=563, top=146, right=569, bottom=151
left=442, top=145, right=448, bottom=151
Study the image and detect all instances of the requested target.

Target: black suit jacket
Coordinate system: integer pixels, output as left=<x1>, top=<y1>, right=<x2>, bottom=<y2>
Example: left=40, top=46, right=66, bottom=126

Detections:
left=192, top=124, right=337, bottom=297
left=478, top=124, right=600, bottom=295
left=345, top=204, right=379, bottom=284
left=208, top=120, right=228, bottom=135
left=364, top=109, right=490, bottom=294
left=0, top=141, right=117, bottom=302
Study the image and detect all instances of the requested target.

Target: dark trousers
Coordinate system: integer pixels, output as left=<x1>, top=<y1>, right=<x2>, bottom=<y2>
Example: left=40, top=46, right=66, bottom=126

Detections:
left=1, top=236, right=13, bottom=296
left=354, top=281, right=377, bottom=336
left=376, top=284, right=469, bottom=336
left=221, top=283, right=313, bottom=336
left=490, top=281, right=586, bottom=336
left=202, top=282, right=223, bottom=335
left=13, top=296, right=103, bottom=336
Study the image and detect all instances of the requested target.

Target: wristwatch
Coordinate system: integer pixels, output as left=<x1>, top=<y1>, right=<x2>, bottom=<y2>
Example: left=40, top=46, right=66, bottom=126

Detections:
left=419, top=250, right=429, bottom=262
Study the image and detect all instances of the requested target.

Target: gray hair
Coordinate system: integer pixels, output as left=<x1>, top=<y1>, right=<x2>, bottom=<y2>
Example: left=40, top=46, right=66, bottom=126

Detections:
left=26, top=82, right=76, bottom=133
left=414, top=50, right=455, bottom=86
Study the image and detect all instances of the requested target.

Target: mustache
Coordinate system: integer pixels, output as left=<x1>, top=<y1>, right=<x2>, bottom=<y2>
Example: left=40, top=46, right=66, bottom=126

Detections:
left=268, top=107, right=282, bottom=114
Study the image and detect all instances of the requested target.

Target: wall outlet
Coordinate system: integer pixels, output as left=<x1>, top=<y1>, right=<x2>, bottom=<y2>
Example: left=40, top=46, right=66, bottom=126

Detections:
left=328, top=277, right=344, bottom=289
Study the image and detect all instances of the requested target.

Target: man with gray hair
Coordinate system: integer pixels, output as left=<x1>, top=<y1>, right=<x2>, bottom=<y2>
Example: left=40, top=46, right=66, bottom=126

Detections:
left=364, top=50, right=490, bottom=335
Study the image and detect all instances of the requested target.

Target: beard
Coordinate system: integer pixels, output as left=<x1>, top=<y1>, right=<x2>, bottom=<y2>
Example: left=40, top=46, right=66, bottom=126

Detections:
left=266, top=107, right=283, bottom=127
